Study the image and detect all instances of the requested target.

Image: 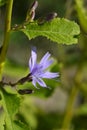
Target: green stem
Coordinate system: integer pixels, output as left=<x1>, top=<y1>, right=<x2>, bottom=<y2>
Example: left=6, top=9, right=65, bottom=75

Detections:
left=61, top=67, right=82, bottom=130
left=0, top=0, right=13, bottom=75
left=65, top=0, right=73, bottom=19
left=61, top=86, right=79, bottom=130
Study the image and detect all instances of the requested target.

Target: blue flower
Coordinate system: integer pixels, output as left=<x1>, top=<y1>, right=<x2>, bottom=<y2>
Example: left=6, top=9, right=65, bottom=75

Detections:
left=29, top=47, right=59, bottom=88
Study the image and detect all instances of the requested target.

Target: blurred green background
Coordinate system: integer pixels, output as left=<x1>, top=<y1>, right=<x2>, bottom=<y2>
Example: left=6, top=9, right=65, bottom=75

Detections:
left=0, top=0, right=87, bottom=130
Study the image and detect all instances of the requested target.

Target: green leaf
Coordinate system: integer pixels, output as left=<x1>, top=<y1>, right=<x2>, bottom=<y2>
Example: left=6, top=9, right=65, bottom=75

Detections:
left=20, top=18, right=80, bottom=45
left=0, top=109, right=5, bottom=130
left=75, top=0, right=87, bottom=33
left=0, top=87, right=30, bottom=130
left=12, top=121, right=31, bottom=130
left=0, top=0, right=7, bottom=6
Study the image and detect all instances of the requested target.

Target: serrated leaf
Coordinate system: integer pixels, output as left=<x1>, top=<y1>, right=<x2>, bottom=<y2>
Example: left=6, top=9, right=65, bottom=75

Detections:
left=75, top=0, right=87, bottom=33
left=0, top=87, right=30, bottom=130
left=20, top=18, right=80, bottom=45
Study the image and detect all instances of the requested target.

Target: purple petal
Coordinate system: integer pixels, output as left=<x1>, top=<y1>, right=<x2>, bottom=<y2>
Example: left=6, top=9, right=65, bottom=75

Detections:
left=39, top=71, right=59, bottom=79
left=40, top=59, right=54, bottom=70
left=40, top=52, right=51, bottom=65
left=31, top=64, right=42, bottom=76
left=32, top=77, right=37, bottom=87
left=29, top=47, right=37, bottom=71
left=32, top=76, right=40, bottom=89
left=35, top=77, right=47, bottom=87
left=28, top=47, right=59, bottom=88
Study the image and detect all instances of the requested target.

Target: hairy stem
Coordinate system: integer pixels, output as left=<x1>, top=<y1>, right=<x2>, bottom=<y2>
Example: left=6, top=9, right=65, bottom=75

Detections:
left=0, top=0, right=13, bottom=75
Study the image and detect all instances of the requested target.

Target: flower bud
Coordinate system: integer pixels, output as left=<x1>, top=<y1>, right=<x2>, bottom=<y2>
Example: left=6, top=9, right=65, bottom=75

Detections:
left=30, top=1, right=38, bottom=11
left=18, top=89, right=34, bottom=95
left=46, top=12, right=57, bottom=21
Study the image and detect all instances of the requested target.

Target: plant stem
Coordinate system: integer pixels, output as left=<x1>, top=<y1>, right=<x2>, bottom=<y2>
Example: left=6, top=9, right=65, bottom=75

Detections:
left=65, top=0, right=73, bottom=19
left=61, top=67, right=82, bottom=130
left=61, top=86, right=79, bottom=130
left=0, top=0, right=13, bottom=75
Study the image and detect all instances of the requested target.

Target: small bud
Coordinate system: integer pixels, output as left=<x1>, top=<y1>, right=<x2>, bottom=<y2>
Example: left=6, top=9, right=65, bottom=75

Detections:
left=30, top=10, right=35, bottom=21
left=18, top=89, right=34, bottom=95
left=46, top=12, right=57, bottom=21
left=25, top=1, right=38, bottom=22
left=30, top=1, right=38, bottom=11
left=18, top=73, right=32, bottom=85
left=25, top=10, right=35, bottom=22
left=38, top=12, right=57, bottom=25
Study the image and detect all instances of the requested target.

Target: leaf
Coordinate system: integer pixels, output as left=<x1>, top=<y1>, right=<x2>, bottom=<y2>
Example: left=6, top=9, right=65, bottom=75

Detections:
left=20, top=18, right=80, bottom=45
left=18, top=96, right=37, bottom=129
left=0, top=0, right=7, bottom=6
left=0, top=87, right=30, bottom=130
left=12, top=121, right=31, bottom=130
left=0, top=109, right=5, bottom=130
left=75, top=0, right=87, bottom=33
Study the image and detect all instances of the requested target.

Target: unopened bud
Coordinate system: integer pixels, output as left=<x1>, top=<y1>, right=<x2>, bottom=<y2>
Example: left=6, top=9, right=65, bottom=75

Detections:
left=18, top=73, right=32, bottom=85
left=30, top=1, right=38, bottom=11
left=18, top=89, right=34, bottom=95
left=25, top=1, right=38, bottom=22
left=30, top=10, right=35, bottom=21
left=46, top=12, right=57, bottom=21
left=38, top=12, right=57, bottom=25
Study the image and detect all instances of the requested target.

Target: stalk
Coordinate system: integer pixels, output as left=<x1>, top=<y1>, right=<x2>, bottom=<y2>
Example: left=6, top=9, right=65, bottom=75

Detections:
left=61, top=86, right=79, bottom=129
left=0, top=0, right=13, bottom=75
left=61, top=67, right=82, bottom=130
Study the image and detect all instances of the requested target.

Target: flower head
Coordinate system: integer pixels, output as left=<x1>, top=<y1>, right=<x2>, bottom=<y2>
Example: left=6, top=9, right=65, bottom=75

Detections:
left=29, top=47, right=59, bottom=88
